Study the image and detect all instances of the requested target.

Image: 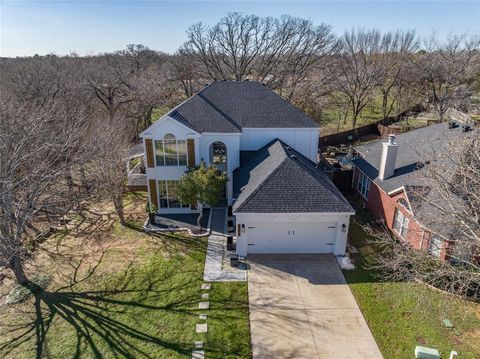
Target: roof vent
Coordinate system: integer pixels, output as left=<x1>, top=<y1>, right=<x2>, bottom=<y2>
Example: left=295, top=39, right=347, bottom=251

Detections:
left=448, top=121, right=458, bottom=129
left=462, top=125, right=471, bottom=133
left=290, top=155, right=297, bottom=160
left=286, top=146, right=291, bottom=150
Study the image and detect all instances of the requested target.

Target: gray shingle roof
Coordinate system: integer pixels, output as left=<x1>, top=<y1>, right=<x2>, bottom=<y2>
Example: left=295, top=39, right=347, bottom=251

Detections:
left=352, top=122, right=477, bottom=193
left=233, top=139, right=354, bottom=213
left=166, top=81, right=319, bottom=133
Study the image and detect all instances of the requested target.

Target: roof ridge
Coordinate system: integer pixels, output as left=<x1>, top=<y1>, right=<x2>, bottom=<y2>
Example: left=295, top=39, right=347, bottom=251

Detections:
left=280, top=142, right=352, bottom=208
left=197, top=92, right=242, bottom=131
left=234, top=156, right=289, bottom=212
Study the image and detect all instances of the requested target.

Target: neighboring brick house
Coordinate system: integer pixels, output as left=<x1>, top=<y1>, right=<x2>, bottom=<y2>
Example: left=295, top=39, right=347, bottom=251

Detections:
left=351, top=123, right=477, bottom=262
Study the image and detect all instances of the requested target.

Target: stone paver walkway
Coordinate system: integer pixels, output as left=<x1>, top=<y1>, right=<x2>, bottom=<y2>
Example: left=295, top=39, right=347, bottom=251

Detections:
left=192, top=282, right=210, bottom=359
left=203, top=208, right=246, bottom=282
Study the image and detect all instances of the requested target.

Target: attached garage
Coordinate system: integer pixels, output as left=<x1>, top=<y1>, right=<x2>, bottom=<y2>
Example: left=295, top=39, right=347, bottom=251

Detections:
left=235, top=213, right=352, bottom=257
left=246, top=221, right=336, bottom=254
left=232, top=140, right=355, bottom=257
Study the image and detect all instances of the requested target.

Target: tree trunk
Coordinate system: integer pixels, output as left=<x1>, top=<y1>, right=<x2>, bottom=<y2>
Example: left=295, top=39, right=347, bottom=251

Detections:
left=11, top=256, right=29, bottom=285
left=351, top=112, right=359, bottom=130
left=382, top=92, right=388, bottom=120
left=197, top=210, right=203, bottom=229
left=113, top=193, right=126, bottom=226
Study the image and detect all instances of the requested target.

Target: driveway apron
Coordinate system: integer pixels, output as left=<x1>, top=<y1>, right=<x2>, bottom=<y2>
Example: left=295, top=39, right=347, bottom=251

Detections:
left=247, top=254, right=383, bottom=359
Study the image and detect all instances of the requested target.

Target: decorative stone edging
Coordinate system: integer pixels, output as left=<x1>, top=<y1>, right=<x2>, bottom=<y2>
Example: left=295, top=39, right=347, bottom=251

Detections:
left=142, top=210, right=213, bottom=237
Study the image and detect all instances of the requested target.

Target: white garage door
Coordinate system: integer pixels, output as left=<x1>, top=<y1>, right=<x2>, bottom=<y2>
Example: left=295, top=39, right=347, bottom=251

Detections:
left=246, top=221, right=337, bottom=254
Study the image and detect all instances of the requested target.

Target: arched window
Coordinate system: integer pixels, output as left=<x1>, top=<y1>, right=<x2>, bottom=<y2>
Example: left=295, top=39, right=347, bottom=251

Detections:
left=154, top=133, right=187, bottom=166
left=210, top=141, right=227, bottom=165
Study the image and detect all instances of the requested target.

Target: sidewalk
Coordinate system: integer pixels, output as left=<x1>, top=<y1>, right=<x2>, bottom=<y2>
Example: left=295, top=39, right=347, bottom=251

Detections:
left=203, top=208, right=246, bottom=282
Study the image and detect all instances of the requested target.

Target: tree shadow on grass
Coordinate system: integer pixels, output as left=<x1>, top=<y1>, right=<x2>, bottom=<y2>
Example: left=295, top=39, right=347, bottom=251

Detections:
left=0, top=277, right=201, bottom=359
left=0, top=206, right=215, bottom=358
left=0, top=231, right=209, bottom=359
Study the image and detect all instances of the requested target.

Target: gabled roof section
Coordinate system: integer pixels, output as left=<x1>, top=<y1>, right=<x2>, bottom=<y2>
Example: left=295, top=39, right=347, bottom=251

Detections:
left=233, top=139, right=354, bottom=213
left=352, top=122, right=477, bottom=194
left=162, top=81, right=319, bottom=133
left=169, top=93, right=241, bottom=133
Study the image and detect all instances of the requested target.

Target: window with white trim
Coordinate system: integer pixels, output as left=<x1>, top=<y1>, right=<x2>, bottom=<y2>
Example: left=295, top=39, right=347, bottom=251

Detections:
left=357, top=171, right=371, bottom=199
left=397, top=198, right=410, bottom=212
left=158, top=180, right=189, bottom=209
left=428, top=236, right=443, bottom=257
left=393, top=208, right=409, bottom=238
left=154, top=134, right=187, bottom=166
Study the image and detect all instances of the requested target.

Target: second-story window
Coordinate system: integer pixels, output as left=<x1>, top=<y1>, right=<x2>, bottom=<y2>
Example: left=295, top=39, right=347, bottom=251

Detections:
left=155, top=133, right=187, bottom=166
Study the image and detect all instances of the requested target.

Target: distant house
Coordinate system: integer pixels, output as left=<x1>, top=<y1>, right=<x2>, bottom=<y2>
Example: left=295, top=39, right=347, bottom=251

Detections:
left=352, top=122, right=477, bottom=262
left=138, top=80, right=354, bottom=257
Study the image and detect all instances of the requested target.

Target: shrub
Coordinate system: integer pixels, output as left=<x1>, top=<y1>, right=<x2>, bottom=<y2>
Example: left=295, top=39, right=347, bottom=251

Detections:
left=5, top=274, right=52, bottom=305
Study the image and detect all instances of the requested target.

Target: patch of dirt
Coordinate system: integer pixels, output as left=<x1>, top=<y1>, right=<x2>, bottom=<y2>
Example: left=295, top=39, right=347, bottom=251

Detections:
left=0, top=193, right=190, bottom=302
left=416, top=336, right=427, bottom=345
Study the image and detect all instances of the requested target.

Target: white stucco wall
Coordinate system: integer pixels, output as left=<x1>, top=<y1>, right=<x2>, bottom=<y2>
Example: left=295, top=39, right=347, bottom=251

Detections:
left=198, top=133, right=241, bottom=205
left=142, top=116, right=200, bottom=213
left=140, top=117, right=321, bottom=213
left=143, top=116, right=199, bottom=180
left=239, top=128, right=319, bottom=161
left=235, top=212, right=352, bottom=257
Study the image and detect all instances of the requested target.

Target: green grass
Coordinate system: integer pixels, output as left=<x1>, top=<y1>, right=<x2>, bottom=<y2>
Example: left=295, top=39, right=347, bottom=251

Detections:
left=151, top=106, right=172, bottom=123
left=319, top=96, right=394, bottom=135
left=344, top=212, right=480, bottom=359
left=0, top=227, right=250, bottom=358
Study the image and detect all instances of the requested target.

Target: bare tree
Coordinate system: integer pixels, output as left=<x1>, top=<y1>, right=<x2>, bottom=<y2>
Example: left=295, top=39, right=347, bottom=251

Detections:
left=88, top=120, right=132, bottom=226
left=167, top=51, right=203, bottom=98
left=332, top=29, right=418, bottom=129
left=0, top=99, right=92, bottom=284
left=81, top=54, right=135, bottom=123
left=377, top=30, right=418, bottom=118
left=183, top=13, right=336, bottom=98
left=365, top=134, right=480, bottom=299
left=410, top=33, right=480, bottom=121
left=125, top=66, right=169, bottom=140
left=117, top=44, right=164, bottom=72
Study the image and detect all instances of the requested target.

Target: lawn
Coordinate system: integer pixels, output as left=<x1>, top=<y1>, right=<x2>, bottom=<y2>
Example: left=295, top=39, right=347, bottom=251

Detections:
left=0, top=193, right=251, bottom=358
left=344, top=206, right=480, bottom=359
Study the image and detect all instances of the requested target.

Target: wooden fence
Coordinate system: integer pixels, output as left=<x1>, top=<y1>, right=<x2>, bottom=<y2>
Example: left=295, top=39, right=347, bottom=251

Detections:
left=318, top=104, right=425, bottom=149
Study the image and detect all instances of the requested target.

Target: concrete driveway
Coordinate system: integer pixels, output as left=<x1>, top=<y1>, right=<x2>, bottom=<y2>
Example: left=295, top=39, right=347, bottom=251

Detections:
left=248, top=254, right=383, bottom=359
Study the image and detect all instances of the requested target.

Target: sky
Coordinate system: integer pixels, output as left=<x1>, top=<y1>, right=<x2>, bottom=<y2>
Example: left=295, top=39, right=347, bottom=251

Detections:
left=1, top=0, right=479, bottom=57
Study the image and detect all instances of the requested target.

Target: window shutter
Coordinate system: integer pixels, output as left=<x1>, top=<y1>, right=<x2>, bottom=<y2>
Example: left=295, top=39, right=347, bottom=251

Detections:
left=148, top=179, right=158, bottom=208
left=187, top=139, right=195, bottom=167
left=145, top=139, right=155, bottom=168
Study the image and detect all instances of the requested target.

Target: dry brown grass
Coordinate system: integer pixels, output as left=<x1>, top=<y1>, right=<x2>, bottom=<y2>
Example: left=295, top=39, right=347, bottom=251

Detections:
left=0, top=192, right=165, bottom=300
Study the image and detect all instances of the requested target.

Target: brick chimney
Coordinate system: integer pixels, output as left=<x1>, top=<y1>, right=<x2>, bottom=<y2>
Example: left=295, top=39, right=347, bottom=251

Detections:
left=379, top=134, right=398, bottom=180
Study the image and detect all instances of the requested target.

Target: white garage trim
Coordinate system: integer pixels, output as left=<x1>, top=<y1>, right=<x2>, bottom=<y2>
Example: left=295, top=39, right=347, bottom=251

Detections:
left=235, top=212, right=352, bottom=257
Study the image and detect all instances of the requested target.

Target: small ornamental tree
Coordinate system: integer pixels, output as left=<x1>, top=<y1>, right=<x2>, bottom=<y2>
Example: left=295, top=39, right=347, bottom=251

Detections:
left=177, top=162, right=228, bottom=229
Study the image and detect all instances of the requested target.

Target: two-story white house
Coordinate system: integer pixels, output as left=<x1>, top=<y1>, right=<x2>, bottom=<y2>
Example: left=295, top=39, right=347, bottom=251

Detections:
left=139, top=80, right=354, bottom=257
